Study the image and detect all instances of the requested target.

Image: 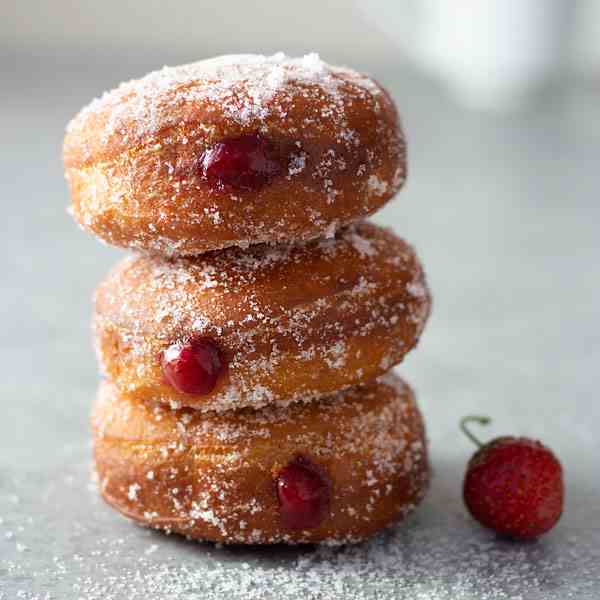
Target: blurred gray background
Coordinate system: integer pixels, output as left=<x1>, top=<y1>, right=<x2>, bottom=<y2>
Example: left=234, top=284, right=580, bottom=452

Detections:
left=1, top=1, right=599, bottom=598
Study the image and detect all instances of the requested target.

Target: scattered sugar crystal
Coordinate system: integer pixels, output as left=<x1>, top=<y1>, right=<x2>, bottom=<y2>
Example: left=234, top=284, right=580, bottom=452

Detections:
left=127, top=483, right=141, bottom=501
left=367, top=175, right=389, bottom=196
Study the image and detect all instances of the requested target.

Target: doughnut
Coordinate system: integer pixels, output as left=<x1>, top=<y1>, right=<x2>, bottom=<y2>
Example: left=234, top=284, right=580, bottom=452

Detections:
left=92, top=373, right=429, bottom=544
left=63, top=53, right=406, bottom=256
left=93, top=222, right=431, bottom=413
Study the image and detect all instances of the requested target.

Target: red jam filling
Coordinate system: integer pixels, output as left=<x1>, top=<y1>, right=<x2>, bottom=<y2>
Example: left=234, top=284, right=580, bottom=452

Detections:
left=161, top=338, right=224, bottom=395
left=277, top=455, right=331, bottom=529
left=199, top=133, right=283, bottom=191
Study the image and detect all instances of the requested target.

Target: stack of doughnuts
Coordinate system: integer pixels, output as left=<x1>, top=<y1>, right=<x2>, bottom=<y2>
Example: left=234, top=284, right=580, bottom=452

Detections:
left=64, top=53, right=432, bottom=545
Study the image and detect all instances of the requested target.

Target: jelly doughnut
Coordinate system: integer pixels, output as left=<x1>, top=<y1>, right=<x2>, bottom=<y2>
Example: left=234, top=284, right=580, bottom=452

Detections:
left=93, top=222, right=431, bottom=412
left=92, top=373, right=429, bottom=544
left=64, top=53, right=406, bottom=255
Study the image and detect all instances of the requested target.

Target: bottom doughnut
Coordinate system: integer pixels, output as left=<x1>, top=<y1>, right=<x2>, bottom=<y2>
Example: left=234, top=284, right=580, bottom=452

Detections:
left=92, top=373, right=429, bottom=544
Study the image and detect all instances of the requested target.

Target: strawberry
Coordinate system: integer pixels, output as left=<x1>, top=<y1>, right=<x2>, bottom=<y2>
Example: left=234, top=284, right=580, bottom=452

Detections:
left=461, top=416, right=564, bottom=539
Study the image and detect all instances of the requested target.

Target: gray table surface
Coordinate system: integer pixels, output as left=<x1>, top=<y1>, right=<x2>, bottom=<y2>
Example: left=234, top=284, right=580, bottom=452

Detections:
left=1, top=48, right=599, bottom=599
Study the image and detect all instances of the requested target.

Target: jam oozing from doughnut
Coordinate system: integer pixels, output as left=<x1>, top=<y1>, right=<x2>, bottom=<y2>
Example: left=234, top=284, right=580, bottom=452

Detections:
left=199, top=133, right=283, bottom=191
left=277, top=456, right=331, bottom=529
left=161, top=339, right=224, bottom=395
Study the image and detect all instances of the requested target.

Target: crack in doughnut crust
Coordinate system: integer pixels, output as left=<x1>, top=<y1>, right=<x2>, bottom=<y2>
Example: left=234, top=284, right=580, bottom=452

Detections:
left=64, top=53, right=406, bottom=255
left=93, top=222, right=431, bottom=413
left=92, top=373, right=429, bottom=544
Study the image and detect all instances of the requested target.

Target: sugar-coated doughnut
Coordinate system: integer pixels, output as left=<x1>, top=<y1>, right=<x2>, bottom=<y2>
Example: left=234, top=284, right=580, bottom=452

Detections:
left=93, top=222, right=431, bottom=413
left=64, top=53, right=406, bottom=255
left=92, top=373, right=429, bottom=545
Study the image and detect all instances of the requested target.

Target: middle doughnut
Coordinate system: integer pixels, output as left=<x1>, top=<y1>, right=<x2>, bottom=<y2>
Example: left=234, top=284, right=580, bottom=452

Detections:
left=94, top=222, right=431, bottom=412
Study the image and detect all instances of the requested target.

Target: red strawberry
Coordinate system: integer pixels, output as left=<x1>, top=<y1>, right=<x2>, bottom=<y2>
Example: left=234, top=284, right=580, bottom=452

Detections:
left=461, top=416, right=564, bottom=540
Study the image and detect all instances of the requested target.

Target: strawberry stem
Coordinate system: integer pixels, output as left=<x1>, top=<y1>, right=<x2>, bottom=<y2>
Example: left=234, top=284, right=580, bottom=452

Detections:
left=460, top=416, right=491, bottom=448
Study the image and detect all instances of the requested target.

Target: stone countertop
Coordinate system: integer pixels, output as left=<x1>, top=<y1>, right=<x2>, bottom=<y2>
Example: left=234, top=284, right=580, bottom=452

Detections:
left=1, top=48, right=599, bottom=599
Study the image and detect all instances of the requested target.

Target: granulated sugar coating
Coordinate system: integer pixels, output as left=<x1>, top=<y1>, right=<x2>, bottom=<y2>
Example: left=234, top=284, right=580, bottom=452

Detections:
left=65, top=53, right=385, bottom=148
left=63, top=53, right=407, bottom=256
left=93, top=223, right=431, bottom=413
left=91, top=374, right=429, bottom=545
left=2, top=454, right=599, bottom=599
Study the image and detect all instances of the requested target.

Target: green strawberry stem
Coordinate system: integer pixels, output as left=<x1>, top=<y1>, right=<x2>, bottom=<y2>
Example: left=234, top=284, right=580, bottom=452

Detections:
left=460, top=416, right=491, bottom=448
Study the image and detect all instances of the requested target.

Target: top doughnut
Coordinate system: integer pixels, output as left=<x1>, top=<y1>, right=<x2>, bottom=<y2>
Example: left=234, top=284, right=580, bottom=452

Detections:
left=63, top=53, right=406, bottom=256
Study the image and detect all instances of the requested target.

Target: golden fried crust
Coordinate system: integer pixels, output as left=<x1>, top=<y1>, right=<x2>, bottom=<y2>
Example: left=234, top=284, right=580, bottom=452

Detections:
left=92, top=374, right=429, bottom=544
left=93, top=223, right=431, bottom=412
left=63, top=53, right=406, bottom=255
